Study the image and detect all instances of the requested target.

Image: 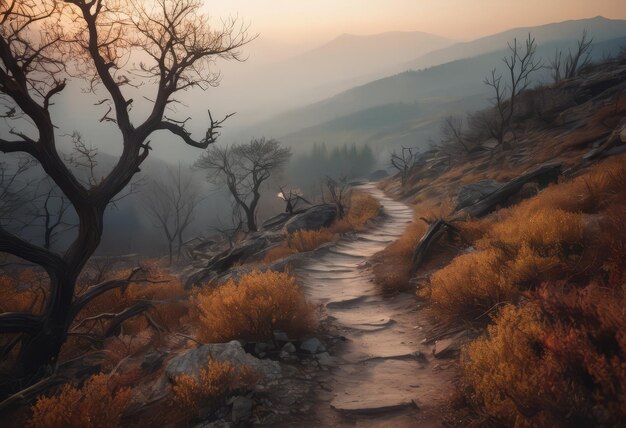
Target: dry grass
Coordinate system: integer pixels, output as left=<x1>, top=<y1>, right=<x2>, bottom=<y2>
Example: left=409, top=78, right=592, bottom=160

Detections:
left=192, top=270, right=316, bottom=343
left=287, top=228, right=335, bottom=252
left=372, top=218, right=427, bottom=293
left=263, top=192, right=381, bottom=264
left=28, top=373, right=131, bottom=428
left=172, top=358, right=258, bottom=421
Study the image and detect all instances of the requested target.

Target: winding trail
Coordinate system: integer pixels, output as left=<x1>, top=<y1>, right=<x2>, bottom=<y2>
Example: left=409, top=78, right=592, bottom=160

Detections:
left=292, top=183, right=456, bottom=427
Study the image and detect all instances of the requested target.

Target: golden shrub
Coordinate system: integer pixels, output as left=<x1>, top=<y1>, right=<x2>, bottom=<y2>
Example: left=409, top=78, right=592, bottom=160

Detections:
left=28, top=374, right=132, bottom=428
left=331, top=192, right=381, bottom=233
left=192, top=270, right=315, bottom=342
left=172, top=358, right=258, bottom=420
left=481, top=207, right=585, bottom=256
left=427, top=249, right=515, bottom=322
left=372, top=219, right=427, bottom=293
left=261, top=244, right=297, bottom=264
left=287, top=229, right=335, bottom=252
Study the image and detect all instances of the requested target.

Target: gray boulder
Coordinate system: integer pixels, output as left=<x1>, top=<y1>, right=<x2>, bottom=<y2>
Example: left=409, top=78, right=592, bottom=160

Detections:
left=166, top=341, right=281, bottom=382
left=299, top=337, right=323, bottom=354
left=456, top=180, right=502, bottom=210
left=284, top=204, right=338, bottom=234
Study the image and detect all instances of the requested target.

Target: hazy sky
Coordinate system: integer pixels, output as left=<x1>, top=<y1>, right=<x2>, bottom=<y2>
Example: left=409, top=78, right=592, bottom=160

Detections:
left=203, top=0, right=626, bottom=45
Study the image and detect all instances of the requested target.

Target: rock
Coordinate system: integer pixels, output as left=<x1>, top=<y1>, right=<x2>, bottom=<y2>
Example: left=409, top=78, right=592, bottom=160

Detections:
left=262, top=212, right=294, bottom=231
left=433, top=332, right=470, bottom=359
left=299, top=337, right=323, bottom=354
left=230, top=396, right=253, bottom=423
left=273, top=330, right=289, bottom=343
left=331, top=396, right=418, bottom=415
left=315, top=352, right=334, bottom=366
left=368, top=169, right=389, bottom=181
left=254, top=342, right=275, bottom=355
left=283, top=204, right=338, bottom=234
left=281, top=342, right=296, bottom=354
left=166, top=341, right=281, bottom=382
left=456, top=179, right=502, bottom=210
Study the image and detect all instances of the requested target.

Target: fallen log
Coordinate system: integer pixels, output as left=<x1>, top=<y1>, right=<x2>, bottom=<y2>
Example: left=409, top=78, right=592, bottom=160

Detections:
left=452, top=163, right=562, bottom=220
left=411, top=219, right=458, bottom=272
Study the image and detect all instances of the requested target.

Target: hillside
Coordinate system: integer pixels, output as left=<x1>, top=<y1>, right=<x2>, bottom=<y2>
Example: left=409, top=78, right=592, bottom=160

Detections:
left=373, top=54, right=626, bottom=426
left=254, top=17, right=626, bottom=149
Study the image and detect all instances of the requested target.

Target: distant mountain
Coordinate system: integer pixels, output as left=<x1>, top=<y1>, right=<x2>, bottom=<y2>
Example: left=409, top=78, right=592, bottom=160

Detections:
left=403, top=16, right=626, bottom=71
left=252, top=18, right=626, bottom=151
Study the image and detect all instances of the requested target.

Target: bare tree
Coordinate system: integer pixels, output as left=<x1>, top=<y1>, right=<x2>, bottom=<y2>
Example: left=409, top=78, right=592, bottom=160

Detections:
left=143, top=164, right=201, bottom=265
left=550, top=30, right=593, bottom=83
left=195, top=138, right=292, bottom=232
left=278, top=186, right=310, bottom=214
left=484, top=34, right=543, bottom=148
left=390, top=146, right=417, bottom=186
left=322, top=176, right=350, bottom=219
left=0, top=0, right=250, bottom=389
left=440, top=115, right=471, bottom=153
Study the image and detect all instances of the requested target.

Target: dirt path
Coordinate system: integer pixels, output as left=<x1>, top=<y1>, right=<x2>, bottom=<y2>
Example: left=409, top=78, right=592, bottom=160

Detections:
left=291, top=183, right=457, bottom=427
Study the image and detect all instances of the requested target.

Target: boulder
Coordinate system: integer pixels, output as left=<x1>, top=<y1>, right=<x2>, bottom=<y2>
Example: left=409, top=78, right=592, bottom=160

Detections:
left=299, top=337, right=323, bottom=354
left=284, top=204, right=338, bottom=234
left=262, top=212, right=295, bottom=231
left=165, top=341, right=281, bottom=382
left=230, top=396, right=253, bottom=423
left=456, top=180, right=502, bottom=210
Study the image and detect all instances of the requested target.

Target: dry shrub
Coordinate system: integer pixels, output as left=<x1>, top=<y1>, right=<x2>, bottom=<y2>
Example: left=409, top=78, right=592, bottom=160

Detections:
left=373, top=219, right=427, bottom=293
left=28, top=373, right=131, bottom=428
left=192, top=270, right=315, bottom=342
left=261, top=244, right=296, bottom=264
left=480, top=207, right=585, bottom=256
left=172, top=358, right=258, bottom=420
left=427, top=249, right=515, bottom=322
left=287, top=228, right=335, bottom=252
left=331, top=192, right=381, bottom=233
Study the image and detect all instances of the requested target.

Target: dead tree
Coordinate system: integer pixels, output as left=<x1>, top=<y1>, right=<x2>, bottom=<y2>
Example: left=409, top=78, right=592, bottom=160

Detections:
left=390, top=146, right=418, bottom=186
left=0, top=0, right=249, bottom=391
left=143, top=164, right=201, bottom=265
left=278, top=186, right=311, bottom=214
left=550, top=30, right=594, bottom=83
left=440, top=115, right=471, bottom=153
left=323, top=176, right=350, bottom=219
left=484, top=34, right=543, bottom=148
left=195, top=138, right=291, bottom=232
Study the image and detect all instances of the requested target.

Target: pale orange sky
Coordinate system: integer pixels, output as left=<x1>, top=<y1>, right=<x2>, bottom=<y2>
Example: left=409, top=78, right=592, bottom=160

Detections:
left=203, top=0, right=626, bottom=45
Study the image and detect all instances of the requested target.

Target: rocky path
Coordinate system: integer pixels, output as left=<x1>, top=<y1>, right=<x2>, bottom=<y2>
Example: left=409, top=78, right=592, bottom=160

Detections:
left=290, top=183, right=457, bottom=427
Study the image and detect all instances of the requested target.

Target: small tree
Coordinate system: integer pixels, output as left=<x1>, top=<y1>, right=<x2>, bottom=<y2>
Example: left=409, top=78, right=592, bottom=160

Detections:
left=550, top=30, right=593, bottom=83
left=278, top=186, right=310, bottom=214
left=440, top=115, right=471, bottom=153
left=143, top=164, right=201, bottom=265
left=484, top=34, right=543, bottom=148
left=196, top=138, right=291, bottom=232
left=322, top=176, right=350, bottom=219
left=390, top=146, right=417, bottom=186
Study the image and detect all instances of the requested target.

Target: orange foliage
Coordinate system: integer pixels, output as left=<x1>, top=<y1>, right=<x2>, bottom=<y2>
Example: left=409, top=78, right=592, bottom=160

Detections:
left=372, top=216, right=427, bottom=293
left=192, top=270, right=315, bottom=342
left=287, top=228, right=335, bottom=252
left=330, top=192, right=381, bottom=233
left=261, top=245, right=297, bottom=264
left=28, top=373, right=131, bottom=428
left=172, top=358, right=258, bottom=420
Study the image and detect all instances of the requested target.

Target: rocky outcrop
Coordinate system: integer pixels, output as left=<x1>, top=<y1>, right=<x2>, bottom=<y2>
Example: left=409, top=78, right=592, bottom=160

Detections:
left=455, top=179, right=503, bottom=210
left=283, top=204, right=338, bottom=234
left=165, top=340, right=282, bottom=382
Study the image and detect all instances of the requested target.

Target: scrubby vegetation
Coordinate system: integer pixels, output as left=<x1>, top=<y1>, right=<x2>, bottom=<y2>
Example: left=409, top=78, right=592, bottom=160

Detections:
left=28, top=373, right=131, bottom=428
left=263, top=191, right=381, bottom=263
left=172, top=358, right=258, bottom=421
left=378, top=52, right=626, bottom=425
left=192, top=270, right=316, bottom=343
